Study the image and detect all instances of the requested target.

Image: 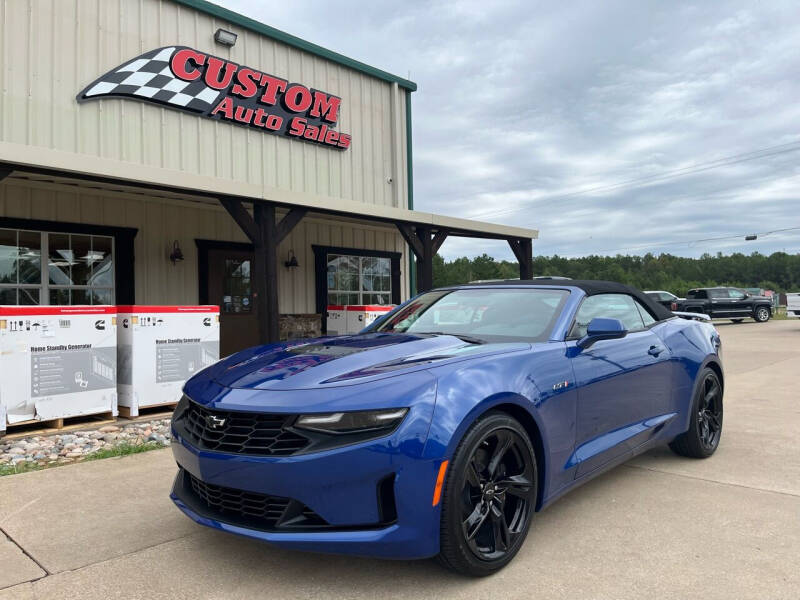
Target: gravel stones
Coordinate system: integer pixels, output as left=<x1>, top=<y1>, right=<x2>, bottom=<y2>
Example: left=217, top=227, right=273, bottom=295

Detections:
left=1, top=418, right=172, bottom=472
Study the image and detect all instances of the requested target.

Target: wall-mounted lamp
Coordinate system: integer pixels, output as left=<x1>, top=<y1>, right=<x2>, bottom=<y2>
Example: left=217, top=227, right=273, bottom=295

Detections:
left=214, top=28, right=238, bottom=47
left=284, top=250, right=299, bottom=269
left=169, top=240, right=184, bottom=265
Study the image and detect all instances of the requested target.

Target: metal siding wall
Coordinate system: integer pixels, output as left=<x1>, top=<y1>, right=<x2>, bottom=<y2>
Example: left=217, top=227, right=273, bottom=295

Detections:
left=0, top=180, right=407, bottom=311
left=1, top=0, right=408, bottom=209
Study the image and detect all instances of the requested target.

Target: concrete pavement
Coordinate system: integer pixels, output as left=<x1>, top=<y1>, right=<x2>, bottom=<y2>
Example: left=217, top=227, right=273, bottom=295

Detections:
left=1, top=319, right=798, bottom=599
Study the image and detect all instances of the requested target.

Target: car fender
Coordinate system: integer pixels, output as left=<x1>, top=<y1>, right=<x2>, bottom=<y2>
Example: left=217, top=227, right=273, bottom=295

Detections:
left=425, top=390, right=549, bottom=460
left=674, top=354, right=724, bottom=434
left=420, top=343, right=578, bottom=505
left=653, top=318, right=723, bottom=434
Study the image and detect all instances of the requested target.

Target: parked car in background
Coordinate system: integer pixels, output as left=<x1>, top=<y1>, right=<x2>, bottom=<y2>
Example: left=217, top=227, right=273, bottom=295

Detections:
left=675, top=287, right=772, bottom=323
left=786, top=292, right=800, bottom=318
left=644, top=290, right=680, bottom=311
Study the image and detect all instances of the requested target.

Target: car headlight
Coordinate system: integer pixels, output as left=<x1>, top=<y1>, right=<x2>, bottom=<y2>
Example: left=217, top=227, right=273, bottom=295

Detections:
left=294, top=408, right=408, bottom=435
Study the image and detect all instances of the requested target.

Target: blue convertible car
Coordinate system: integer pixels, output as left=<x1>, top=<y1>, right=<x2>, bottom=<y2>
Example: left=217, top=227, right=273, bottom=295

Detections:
left=170, top=280, right=723, bottom=576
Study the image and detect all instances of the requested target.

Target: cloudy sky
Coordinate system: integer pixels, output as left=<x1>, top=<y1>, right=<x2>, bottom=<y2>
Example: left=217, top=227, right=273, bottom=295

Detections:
left=220, top=0, right=800, bottom=261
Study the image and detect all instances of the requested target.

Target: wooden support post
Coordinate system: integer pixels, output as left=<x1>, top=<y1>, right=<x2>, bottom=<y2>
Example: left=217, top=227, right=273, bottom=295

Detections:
left=519, top=238, right=533, bottom=279
left=253, top=203, right=278, bottom=343
left=416, top=226, right=433, bottom=292
left=431, top=229, right=449, bottom=254
left=396, top=224, right=423, bottom=257
left=396, top=225, right=448, bottom=294
left=220, top=198, right=306, bottom=344
left=508, top=238, right=533, bottom=280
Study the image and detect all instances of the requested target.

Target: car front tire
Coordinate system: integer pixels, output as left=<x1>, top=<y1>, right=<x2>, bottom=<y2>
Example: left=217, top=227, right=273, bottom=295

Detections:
left=669, top=368, right=723, bottom=458
left=437, top=411, right=537, bottom=577
left=754, top=306, right=771, bottom=322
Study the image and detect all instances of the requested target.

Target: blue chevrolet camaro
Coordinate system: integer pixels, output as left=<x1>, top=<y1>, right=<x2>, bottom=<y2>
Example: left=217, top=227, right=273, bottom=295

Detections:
left=170, top=280, right=723, bottom=576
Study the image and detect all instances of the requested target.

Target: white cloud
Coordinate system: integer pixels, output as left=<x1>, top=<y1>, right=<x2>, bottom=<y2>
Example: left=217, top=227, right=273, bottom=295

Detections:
left=217, top=0, right=800, bottom=260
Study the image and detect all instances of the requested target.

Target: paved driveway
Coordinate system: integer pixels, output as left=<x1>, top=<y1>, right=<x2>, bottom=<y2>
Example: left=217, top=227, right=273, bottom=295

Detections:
left=1, top=320, right=798, bottom=599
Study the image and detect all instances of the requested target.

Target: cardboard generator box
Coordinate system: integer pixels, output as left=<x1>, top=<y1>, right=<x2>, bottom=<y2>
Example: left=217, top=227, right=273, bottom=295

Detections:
left=116, top=306, right=220, bottom=417
left=0, top=306, right=118, bottom=433
left=326, top=305, right=393, bottom=335
left=346, top=305, right=394, bottom=334
left=325, top=305, right=347, bottom=335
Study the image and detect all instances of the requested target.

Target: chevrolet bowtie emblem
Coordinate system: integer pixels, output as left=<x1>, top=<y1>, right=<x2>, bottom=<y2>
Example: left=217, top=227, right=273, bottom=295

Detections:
left=205, top=415, right=226, bottom=429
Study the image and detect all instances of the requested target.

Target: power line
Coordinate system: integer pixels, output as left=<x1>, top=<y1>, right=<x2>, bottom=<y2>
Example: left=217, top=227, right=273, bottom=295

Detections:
left=561, top=225, right=800, bottom=257
left=467, top=140, right=800, bottom=220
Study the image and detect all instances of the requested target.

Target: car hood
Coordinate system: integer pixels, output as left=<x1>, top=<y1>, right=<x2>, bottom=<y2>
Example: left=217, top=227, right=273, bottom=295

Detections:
left=202, top=333, right=529, bottom=391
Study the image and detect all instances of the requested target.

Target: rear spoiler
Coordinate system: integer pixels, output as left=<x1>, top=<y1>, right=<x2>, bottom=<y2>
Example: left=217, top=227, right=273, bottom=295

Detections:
left=672, top=311, right=711, bottom=322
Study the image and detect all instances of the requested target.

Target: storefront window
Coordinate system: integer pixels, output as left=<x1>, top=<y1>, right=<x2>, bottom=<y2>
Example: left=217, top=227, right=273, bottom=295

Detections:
left=0, top=228, right=113, bottom=305
left=327, top=254, right=391, bottom=305
left=0, top=229, right=42, bottom=305
left=222, top=259, right=252, bottom=313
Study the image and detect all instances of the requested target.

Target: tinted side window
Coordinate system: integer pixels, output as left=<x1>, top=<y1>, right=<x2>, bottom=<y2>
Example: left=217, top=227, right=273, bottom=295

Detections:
left=709, top=289, right=727, bottom=299
left=688, top=289, right=707, bottom=299
left=728, top=289, right=746, bottom=300
left=569, top=294, right=646, bottom=338
left=635, top=299, right=657, bottom=327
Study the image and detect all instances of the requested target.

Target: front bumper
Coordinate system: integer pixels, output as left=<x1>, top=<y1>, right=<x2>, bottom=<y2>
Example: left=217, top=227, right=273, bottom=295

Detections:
left=170, top=415, right=444, bottom=559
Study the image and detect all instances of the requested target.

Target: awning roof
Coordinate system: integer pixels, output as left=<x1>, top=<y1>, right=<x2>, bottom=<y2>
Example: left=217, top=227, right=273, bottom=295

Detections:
left=0, top=141, right=538, bottom=242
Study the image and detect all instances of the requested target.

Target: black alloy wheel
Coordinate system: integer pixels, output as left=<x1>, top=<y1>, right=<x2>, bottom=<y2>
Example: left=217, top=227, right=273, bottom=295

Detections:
left=438, top=412, right=537, bottom=576
left=670, top=368, right=723, bottom=458
left=696, top=373, right=723, bottom=451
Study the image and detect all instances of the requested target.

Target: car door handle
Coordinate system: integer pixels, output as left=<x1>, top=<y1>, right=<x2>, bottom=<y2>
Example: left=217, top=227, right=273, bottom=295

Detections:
left=648, top=345, right=663, bottom=357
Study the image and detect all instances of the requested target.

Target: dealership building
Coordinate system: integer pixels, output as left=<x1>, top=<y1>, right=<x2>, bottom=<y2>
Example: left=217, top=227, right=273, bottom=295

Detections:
left=0, top=0, right=537, bottom=355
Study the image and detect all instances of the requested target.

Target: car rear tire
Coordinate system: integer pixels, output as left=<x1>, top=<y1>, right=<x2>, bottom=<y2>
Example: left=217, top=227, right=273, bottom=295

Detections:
left=437, top=412, right=537, bottom=577
left=669, top=368, right=723, bottom=458
left=754, top=306, right=770, bottom=322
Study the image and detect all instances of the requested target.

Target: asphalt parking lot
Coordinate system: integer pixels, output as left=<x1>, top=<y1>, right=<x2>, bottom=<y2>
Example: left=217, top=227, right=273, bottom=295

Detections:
left=0, top=319, right=798, bottom=599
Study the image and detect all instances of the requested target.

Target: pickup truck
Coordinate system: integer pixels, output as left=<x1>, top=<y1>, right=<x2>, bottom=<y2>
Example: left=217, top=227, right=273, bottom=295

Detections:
left=644, top=290, right=680, bottom=311
left=676, top=287, right=772, bottom=323
left=787, top=292, right=800, bottom=318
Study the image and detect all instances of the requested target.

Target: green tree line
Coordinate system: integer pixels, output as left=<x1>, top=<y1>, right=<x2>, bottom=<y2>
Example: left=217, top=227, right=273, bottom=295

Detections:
left=432, top=251, right=800, bottom=296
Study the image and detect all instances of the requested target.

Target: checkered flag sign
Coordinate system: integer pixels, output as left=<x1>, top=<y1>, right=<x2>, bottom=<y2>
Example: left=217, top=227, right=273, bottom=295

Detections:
left=76, top=47, right=221, bottom=112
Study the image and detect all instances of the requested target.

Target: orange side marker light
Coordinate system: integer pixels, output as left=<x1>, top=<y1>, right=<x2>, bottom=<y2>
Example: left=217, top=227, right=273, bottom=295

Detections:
left=432, top=460, right=449, bottom=506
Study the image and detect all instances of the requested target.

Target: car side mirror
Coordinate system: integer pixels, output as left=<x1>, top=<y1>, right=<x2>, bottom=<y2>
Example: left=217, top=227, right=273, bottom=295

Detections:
left=577, top=318, right=627, bottom=350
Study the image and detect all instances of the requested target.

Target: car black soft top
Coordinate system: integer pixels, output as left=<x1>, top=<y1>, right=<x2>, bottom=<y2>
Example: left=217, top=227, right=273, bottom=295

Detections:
left=461, top=278, right=674, bottom=321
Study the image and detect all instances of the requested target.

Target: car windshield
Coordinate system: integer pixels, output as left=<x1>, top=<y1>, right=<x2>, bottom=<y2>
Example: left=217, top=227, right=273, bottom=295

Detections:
left=374, top=288, right=569, bottom=343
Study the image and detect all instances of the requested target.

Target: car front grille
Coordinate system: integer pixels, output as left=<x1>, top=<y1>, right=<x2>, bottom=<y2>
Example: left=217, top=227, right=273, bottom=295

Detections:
left=179, top=400, right=310, bottom=456
left=183, top=470, right=327, bottom=530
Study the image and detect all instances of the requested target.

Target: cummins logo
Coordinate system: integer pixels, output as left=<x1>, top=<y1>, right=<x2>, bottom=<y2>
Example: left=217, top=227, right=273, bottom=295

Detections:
left=202, top=317, right=212, bottom=327
left=94, top=320, right=106, bottom=331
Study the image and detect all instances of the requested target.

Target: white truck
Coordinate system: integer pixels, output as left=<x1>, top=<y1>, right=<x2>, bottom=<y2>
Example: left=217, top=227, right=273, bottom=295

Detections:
left=787, top=293, right=800, bottom=318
